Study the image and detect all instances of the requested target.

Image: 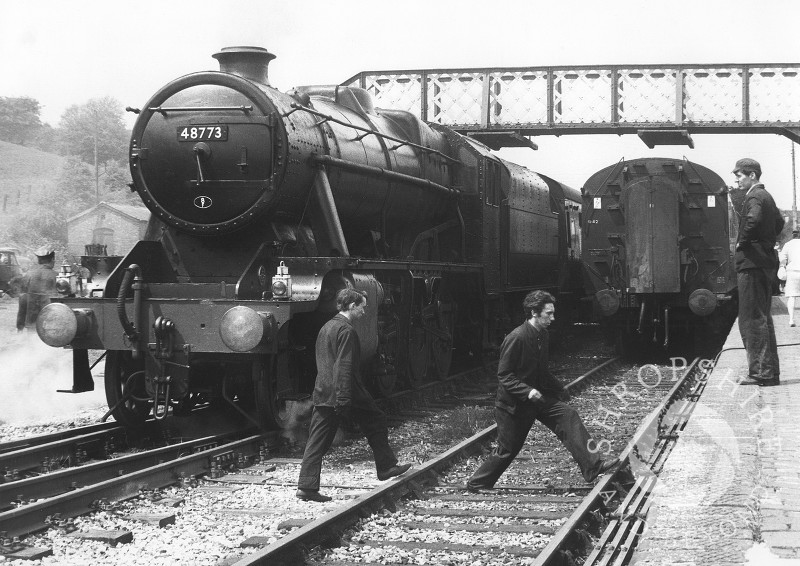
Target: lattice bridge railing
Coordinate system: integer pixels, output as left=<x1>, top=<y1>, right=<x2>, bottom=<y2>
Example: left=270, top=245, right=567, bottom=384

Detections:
left=342, top=65, right=800, bottom=146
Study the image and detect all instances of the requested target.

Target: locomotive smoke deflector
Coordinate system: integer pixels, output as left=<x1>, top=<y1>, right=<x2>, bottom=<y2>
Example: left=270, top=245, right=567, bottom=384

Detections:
left=212, top=46, right=275, bottom=86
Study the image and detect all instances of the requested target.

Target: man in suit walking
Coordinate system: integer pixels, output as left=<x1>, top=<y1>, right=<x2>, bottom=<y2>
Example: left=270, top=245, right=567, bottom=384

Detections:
left=296, top=288, right=411, bottom=502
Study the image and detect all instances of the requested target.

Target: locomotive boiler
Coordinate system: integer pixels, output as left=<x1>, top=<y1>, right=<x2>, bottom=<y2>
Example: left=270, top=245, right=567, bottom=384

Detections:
left=36, top=47, right=583, bottom=429
left=581, top=157, right=738, bottom=355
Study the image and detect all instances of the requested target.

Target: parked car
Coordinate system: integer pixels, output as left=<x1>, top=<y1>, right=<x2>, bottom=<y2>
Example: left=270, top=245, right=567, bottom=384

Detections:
left=0, top=247, right=24, bottom=297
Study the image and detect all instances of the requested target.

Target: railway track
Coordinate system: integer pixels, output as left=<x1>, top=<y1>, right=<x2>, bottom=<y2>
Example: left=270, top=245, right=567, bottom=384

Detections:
left=231, top=357, right=703, bottom=566
left=0, top=421, right=118, bottom=456
left=0, top=404, right=297, bottom=484
left=1, top=326, right=701, bottom=565
left=0, top=351, right=508, bottom=561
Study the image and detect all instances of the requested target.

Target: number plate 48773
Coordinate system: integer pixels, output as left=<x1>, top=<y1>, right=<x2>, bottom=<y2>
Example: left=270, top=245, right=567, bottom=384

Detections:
left=177, top=125, right=228, bottom=141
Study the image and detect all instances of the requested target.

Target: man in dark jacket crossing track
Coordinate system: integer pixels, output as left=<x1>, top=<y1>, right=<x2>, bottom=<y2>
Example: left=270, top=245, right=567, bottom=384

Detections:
left=296, top=288, right=411, bottom=502
left=466, top=290, right=619, bottom=492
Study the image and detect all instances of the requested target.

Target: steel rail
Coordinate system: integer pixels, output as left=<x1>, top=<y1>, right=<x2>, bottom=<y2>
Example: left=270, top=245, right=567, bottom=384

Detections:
left=230, top=356, right=622, bottom=566
left=0, top=433, right=247, bottom=511
left=0, top=421, right=120, bottom=455
left=0, top=363, right=488, bottom=543
left=0, top=434, right=265, bottom=538
left=0, top=428, right=129, bottom=479
left=566, top=356, right=621, bottom=389
left=531, top=357, right=702, bottom=565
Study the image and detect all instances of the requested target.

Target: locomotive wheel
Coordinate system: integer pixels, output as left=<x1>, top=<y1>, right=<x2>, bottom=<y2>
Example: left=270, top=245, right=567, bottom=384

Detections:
left=104, top=351, right=151, bottom=427
left=427, top=301, right=455, bottom=380
left=403, top=325, right=429, bottom=388
left=372, top=317, right=399, bottom=398
left=251, top=355, right=288, bottom=430
left=371, top=365, right=398, bottom=398
left=614, top=330, right=639, bottom=358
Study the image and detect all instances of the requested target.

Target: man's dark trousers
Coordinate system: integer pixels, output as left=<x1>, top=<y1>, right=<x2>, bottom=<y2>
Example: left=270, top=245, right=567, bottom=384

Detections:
left=738, top=269, right=780, bottom=380
left=298, top=405, right=398, bottom=491
left=16, top=294, right=26, bottom=331
left=468, top=399, right=604, bottom=488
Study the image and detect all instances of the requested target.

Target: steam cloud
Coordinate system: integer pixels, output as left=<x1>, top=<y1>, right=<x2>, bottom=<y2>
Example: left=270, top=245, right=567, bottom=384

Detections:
left=0, top=326, right=106, bottom=426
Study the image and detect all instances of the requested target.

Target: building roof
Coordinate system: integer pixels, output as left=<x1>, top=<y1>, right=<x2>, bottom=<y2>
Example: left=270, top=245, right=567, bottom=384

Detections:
left=67, top=201, right=150, bottom=224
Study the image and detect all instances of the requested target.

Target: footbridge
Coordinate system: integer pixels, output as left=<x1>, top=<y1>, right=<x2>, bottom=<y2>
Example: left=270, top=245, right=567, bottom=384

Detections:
left=342, top=64, right=800, bottom=149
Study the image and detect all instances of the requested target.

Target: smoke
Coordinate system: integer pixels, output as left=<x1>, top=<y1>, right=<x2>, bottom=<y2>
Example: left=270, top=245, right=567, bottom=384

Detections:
left=0, top=328, right=106, bottom=426
left=279, top=398, right=346, bottom=450
left=280, top=398, right=313, bottom=449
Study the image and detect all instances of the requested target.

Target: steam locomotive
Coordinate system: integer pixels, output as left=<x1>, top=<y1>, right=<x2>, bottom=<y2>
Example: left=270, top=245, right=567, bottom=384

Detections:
left=36, top=47, right=583, bottom=429
left=581, top=157, right=738, bottom=354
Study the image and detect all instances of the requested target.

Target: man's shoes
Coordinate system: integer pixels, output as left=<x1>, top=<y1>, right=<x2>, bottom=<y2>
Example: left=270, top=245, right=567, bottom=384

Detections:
left=465, top=484, right=492, bottom=494
left=377, top=463, right=412, bottom=481
left=296, top=489, right=332, bottom=503
left=741, top=377, right=780, bottom=387
left=588, top=457, right=620, bottom=482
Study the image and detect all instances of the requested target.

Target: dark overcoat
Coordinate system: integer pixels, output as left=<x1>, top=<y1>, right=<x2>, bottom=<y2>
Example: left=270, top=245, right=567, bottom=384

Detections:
left=735, top=184, right=785, bottom=272
left=312, top=313, right=376, bottom=409
left=495, top=321, right=566, bottom=415
left=20, top=264, right=56, bottom=327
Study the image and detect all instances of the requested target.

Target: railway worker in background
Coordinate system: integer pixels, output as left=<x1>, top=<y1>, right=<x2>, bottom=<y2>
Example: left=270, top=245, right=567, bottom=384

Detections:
left=733, top=158, right=784, bottom=386
left=296, top=288, right=411, bottom=502
left=16, top=247, right=57, bottom=331
left=466, top=290, right=619, bottom=492
left=779, top=229, right=800, bottom=327
left=11, top=273, right=27, bottom=332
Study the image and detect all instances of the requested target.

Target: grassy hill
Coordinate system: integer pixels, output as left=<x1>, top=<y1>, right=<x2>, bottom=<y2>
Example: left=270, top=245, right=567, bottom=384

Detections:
left=0, top=140, right=65, bottom=216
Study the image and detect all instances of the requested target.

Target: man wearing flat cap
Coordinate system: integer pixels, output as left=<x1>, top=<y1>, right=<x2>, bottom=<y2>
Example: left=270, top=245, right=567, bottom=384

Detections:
left=733, top=158, right=784, bottom=386
left=17, top=246, right=57, bottom=331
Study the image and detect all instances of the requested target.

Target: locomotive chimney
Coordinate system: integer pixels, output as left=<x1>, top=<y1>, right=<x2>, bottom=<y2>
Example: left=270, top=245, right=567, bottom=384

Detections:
left=212, top=46, right=276, bottom=86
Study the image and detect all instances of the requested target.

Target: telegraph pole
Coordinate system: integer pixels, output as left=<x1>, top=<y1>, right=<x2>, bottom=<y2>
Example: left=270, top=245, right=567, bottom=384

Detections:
left=94, top=134, right=99, bottom=204
left=793, top=141, right=798, bottom=230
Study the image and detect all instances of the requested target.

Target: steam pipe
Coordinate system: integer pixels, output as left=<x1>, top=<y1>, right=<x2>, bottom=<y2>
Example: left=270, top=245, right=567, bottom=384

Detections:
left=311, top=154, right=458, bottom=197
left=637, top=299, right=647, bottom=334
left=117, top=264, right=143, bottom=358
left=312, top=166, right=350, bottom=257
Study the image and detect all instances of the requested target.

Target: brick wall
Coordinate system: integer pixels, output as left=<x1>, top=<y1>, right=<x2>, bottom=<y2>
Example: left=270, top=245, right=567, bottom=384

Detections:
left=67, top=207, right=148, bottom=257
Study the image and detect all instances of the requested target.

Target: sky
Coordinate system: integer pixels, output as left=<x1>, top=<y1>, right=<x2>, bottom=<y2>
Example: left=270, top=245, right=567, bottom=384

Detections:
left=2, top=0, right=800, bottom=210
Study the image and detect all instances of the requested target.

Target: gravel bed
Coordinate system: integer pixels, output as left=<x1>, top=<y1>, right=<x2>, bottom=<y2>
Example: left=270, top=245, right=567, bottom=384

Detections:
left=1, top=405, right=496, bottom=565
left=0, top=406, right=109, bottom=444
left=349, top=513, right=552, bottom=546
left=308, top=363, right=674, bottom=565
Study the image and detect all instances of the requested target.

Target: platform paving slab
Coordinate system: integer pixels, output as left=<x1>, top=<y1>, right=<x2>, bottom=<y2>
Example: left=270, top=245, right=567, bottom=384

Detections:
left=630, top=297, right=800, bottom=566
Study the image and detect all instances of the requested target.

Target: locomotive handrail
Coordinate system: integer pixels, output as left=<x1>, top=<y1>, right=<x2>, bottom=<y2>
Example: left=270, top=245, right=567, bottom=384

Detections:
left=311, top=154, right=459, bottom=197
left=146, top=105, right=254, bottom=114
left=289, top=103, right=459, bottom=163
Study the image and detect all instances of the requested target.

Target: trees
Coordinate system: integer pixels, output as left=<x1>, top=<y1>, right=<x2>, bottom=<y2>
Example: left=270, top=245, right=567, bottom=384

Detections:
left=0, top=96, right=44, bottom=146
left=0, top=157, right=94, bottom=250
left=0, top=96, right=136, bottom=253
left=59, top=97, right=129, bottom=202
left=58, top=96, right=128, bottom=164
